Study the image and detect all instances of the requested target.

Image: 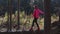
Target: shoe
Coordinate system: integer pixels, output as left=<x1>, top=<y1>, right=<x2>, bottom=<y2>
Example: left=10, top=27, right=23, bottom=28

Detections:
left=29, top=27, right=33, bottom=31
left=37, top=27, right=40, bottom=31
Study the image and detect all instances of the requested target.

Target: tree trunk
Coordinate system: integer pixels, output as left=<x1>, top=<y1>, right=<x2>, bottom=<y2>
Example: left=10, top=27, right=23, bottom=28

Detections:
left=59, top=8, right=60, bottom=22
left=44, top=0, right=51, bottom=34
left=7, top=0, right=12, bottom=32
left=17, top=0, right=20, bottom=30
left=59, top=9, right=60, bottom=27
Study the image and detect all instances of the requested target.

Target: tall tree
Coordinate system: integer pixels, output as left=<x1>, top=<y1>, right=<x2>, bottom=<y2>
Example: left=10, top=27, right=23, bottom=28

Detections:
left=16, top=0, right=20, bottom=31
left=57, top=1, right=60, bottom=25
left=7, top=0, right=12, bottom=32
left=44, top=0, right=51, bottom=34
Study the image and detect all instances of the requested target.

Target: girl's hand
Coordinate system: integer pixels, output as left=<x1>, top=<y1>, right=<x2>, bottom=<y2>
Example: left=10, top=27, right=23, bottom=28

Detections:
left=31, top=15, right=33, bottom=18
left=30, top=15, right=33, bottom=18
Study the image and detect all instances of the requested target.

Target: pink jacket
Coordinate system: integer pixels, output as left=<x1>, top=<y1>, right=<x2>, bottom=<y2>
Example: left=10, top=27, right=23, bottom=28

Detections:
left=33, top=8, right=44, bottom=19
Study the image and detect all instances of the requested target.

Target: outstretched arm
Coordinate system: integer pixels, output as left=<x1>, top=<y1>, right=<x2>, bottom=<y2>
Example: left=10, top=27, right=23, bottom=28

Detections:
left=39, top=9, right=44, bottom=14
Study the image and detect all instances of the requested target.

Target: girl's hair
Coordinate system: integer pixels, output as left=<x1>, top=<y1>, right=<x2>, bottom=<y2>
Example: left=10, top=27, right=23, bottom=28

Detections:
left=34, top=5, right=38, bottom=9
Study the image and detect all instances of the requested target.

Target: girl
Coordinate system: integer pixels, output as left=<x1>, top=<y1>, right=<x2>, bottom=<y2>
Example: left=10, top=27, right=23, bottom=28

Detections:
left=30, top=5, right=44, bottom=31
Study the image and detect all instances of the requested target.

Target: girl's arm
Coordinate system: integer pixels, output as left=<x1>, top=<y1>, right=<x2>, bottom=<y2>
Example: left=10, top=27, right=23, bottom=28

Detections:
left=39, top=9, right=44, bottom=14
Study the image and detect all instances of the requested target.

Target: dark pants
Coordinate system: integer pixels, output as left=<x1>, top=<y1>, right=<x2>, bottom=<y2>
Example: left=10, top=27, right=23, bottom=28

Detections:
left=31, top=18, right=39, bottom=28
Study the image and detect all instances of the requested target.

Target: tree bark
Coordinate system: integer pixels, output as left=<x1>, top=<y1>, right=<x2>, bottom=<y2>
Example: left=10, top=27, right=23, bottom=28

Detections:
left=17, top=0, right=20, bottom=30
left=59, top=7, right=60, bottom=27
left=7, top=0, right=12, bottom=32
left=44, top=0, right=51, bottom=34
left=59, top=8, right=60, bottom=22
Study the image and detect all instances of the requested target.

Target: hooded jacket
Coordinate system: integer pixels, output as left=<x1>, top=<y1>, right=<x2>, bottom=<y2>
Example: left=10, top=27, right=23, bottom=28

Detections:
left=33, top=8, right=44, bottom=19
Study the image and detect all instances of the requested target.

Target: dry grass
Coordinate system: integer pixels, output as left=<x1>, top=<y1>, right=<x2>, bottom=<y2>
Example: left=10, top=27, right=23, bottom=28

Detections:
left=0, top=11, right=59, bottom=30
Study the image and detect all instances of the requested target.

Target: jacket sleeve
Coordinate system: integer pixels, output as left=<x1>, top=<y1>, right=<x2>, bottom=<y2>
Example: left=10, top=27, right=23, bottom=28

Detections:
left=39, top=9, right=44, bottom=14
